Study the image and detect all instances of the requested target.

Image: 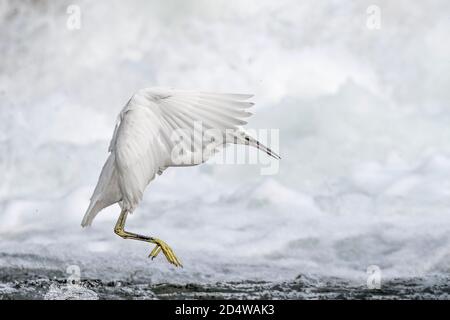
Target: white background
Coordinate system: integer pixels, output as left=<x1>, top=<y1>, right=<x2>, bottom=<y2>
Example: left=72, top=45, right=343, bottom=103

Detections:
left=0, top=0, right=449, bottom=283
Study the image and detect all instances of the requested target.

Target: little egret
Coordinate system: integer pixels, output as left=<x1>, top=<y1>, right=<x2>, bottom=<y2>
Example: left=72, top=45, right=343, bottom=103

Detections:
left=81, top=87, right=280, bottom=267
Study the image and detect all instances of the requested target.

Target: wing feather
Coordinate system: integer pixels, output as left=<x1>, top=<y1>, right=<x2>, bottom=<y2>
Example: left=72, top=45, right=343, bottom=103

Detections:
left=82, top=87, right=280, bottom=225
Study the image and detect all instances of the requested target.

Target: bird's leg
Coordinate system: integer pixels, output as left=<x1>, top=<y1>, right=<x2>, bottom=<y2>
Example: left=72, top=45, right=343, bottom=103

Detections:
left=114, top=210, right=182, bottom=267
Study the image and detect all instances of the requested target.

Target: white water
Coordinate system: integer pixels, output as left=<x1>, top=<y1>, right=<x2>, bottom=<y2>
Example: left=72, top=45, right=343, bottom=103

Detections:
left=1, top=0, right=450, bottom=284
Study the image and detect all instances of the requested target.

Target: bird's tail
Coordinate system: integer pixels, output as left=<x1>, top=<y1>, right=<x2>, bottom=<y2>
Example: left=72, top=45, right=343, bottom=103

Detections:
left=81, top=198, right=103, bottom=227
left=81, top=153, right=121, bottom=227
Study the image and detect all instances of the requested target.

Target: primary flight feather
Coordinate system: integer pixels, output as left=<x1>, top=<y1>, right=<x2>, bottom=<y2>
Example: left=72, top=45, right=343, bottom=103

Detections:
left=82, top=87, right=280, bottom=267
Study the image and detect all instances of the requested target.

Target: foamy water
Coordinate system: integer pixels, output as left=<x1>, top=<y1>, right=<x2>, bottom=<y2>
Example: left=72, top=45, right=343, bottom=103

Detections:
left=1, top=0, right=450, bottom=286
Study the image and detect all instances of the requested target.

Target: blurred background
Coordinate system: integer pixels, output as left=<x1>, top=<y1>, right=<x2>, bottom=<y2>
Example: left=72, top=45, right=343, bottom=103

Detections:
left=1, top=0, right=450, bottom=289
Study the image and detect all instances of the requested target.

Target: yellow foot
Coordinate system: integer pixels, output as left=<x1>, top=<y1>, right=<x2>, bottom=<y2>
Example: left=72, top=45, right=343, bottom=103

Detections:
left=148, top=238, right=183, bottom=267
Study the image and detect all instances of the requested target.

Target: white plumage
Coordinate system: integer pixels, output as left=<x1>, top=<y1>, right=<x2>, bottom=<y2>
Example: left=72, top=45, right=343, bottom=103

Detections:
left=82, top=87, right=280, bottom=227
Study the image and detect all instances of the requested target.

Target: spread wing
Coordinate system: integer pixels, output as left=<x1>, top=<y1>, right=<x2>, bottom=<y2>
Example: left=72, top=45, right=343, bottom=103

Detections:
left=82, top=87, right=280, bottom=226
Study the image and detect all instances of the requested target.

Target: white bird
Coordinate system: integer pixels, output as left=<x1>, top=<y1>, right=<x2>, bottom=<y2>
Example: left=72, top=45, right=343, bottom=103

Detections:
left=81, top=87, right=280, bottom=267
